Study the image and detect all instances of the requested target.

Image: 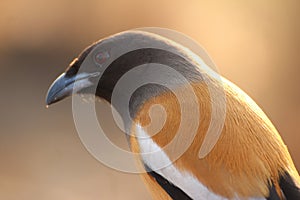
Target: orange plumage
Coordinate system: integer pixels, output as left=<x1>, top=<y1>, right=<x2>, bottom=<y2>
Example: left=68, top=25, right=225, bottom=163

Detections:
left=131, top=78, right=300, bottom=199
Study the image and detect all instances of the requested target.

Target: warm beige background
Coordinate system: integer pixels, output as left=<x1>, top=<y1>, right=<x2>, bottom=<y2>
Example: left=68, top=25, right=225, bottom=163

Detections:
left=0, top=0, right=299, bottom=199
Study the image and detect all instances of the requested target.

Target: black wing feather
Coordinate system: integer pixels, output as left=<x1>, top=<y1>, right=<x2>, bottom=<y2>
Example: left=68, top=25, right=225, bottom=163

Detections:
left=279, top=172, right=300, bottom=200
left=145, top=165, right=192, bottom=200
left=146, top=165, right=300, bottom=200
left=267, top=182, right=281, bottom=200
left=267, top=171, right=300, bottom=200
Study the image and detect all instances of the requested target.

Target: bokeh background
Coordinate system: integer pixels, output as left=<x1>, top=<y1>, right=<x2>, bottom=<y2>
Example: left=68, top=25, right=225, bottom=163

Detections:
left=0, top=0, right=299, bottom=199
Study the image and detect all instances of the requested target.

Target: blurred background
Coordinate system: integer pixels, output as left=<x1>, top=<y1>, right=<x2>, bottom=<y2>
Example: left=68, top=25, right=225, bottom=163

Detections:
left=0, top=0, right=299, bottom=199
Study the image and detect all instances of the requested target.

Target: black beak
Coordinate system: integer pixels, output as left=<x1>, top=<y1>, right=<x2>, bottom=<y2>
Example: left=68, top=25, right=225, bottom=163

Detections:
left=46, top=72, right=76, bottom=105
left=46, top=72, right=100, bottom=106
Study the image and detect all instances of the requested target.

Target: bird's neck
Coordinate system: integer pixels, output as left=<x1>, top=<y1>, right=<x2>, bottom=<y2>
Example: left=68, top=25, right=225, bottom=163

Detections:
left=96, top=48, right=203, bottom=129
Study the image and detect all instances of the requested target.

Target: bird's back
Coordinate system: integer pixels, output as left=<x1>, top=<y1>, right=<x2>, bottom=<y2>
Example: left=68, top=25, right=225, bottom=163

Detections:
left=130, top=77, right=300, bottom=200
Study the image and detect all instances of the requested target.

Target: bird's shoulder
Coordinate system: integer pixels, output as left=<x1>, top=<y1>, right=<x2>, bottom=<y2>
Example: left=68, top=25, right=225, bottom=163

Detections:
left=130, top=81, right=300, bottom=199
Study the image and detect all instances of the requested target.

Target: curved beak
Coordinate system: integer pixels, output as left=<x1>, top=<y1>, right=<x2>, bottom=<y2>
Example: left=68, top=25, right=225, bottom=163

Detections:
left=46, top=72, right=100, bottom=106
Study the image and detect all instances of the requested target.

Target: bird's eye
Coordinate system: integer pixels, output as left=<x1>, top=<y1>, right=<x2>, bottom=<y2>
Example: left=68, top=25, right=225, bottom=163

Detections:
left=94, top=51, right=110, bottom=66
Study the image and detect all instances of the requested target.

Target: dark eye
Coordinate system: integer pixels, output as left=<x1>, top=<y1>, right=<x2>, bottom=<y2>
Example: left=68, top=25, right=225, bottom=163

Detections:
left=95, top=51, right=110, bottom=65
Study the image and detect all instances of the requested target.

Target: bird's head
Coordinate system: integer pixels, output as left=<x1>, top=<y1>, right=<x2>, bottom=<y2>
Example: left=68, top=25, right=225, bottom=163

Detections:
left=46, top=30, right=203, bottom=114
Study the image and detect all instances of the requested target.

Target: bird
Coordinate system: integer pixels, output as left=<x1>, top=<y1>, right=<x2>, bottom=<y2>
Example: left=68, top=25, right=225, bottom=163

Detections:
left=46, top=30, right=300, bottom=200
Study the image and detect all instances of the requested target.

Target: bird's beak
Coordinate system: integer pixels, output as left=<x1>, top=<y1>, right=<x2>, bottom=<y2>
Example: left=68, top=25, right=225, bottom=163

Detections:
left=46, top=71, right=100, bottom=106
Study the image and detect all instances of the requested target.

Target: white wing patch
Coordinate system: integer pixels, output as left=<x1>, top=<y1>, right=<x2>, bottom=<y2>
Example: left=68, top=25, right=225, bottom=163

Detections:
left=135, top=125, right=265, bottom=200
